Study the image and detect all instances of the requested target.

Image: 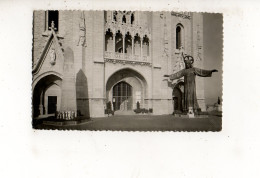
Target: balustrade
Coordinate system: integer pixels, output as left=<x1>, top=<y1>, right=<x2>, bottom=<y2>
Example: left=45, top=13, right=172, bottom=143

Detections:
left=104, top=51, right=151, bottom=63
left=104, top=11, right=151, bottom=65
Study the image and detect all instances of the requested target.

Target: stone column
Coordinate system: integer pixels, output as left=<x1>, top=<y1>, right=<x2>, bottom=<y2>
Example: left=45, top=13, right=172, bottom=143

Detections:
left=113, top=33, right=116, bottom=52
left=140, top=36, right=143, bottom=61
left=131, top=37, right=134, bottom=57
left=39, top=91, right=44, bottom=115
left=123, top=34, right=125, bottom=58
left=60, top=47, right=77, bottom=115
left=39, top=105, right=43, bottom=115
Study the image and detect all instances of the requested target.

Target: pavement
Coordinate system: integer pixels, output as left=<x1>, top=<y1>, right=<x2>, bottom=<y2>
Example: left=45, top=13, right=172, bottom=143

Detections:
left=33, top=114, right=222, bottom=131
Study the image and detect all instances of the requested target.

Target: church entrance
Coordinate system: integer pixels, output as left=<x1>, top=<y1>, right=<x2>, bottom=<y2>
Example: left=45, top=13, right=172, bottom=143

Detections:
left=32, top=74, right=61, bottom=118
left=106, top=68, right=148, bottom=115
left=112, top=81, right=132, bottom=111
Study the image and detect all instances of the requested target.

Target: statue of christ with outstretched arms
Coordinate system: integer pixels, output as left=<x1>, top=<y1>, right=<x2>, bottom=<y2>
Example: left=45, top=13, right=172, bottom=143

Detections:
left=164, top=54, right=218, bottom=113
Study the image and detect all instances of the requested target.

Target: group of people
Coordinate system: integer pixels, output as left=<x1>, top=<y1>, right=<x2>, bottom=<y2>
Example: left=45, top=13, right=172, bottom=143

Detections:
left=55, top=111, right=76, bottom=120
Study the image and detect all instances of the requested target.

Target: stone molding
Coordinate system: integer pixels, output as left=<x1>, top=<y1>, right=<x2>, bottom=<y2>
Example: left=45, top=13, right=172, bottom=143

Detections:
left=104, top=51, right=150, bottom=63
left=171, top=12, right=191, bottom=19
left=104, top=58, right=152, bottom=67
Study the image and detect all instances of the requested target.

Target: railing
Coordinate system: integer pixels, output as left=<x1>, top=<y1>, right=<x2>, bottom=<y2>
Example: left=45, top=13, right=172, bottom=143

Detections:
left=104, top=51, right=151, bottom=63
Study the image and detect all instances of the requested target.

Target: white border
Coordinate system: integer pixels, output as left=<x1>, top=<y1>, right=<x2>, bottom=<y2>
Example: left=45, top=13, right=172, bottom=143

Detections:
left=1, top=0, right=260, bottom=177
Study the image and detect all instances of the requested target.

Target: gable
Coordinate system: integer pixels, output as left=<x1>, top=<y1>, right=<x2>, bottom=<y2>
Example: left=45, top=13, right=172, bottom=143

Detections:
left=32, top=31, right=64, bottom=81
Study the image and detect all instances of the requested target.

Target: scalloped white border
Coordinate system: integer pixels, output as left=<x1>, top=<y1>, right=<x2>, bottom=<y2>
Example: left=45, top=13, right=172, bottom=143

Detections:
left=1, top=0, right=260, bottom=177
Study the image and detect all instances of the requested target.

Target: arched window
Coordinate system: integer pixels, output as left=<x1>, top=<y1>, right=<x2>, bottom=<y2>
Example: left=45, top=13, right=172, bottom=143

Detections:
left=122, top=15, right=126, bottom=23
left=176, top=24, right=184, bottom=49
left=143, top=35, right=149, bottom=56
left=105, top=29, right=113, bottom=52
left=115, top=31, right=123, bottom=53
left=134, top=34, right=141, bottom=55
left=131, top=13, right=135, bottom=24
left=176, top=26, right=181, bottom=49
left=125, top=32, right=132, bottom=54
left=113, top=11, right=117, bottom=21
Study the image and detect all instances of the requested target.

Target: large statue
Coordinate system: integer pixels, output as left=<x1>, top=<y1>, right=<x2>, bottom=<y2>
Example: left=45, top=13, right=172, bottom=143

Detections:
left=164, top=54, right=218, bottom=114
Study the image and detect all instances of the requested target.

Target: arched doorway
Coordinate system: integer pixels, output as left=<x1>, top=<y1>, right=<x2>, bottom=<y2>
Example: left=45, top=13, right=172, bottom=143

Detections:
left=112, top=81, right=132, bottom=111
left=106, top=68, right=147, bottom=114
left=33, top=74, right=62, bottom=118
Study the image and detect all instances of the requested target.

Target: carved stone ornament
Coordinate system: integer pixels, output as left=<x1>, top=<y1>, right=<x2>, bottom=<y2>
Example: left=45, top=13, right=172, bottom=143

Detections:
left=77, top=12, right=87, bottom=47
left=49, top=48, right=56, bottom=65
left=196, top=25, right=202, bottom=61
left=171, top=12, right=191, bottom=20
left=173, top=54, right=185, bottom=72
left=105, top=58, right=152, bottom=67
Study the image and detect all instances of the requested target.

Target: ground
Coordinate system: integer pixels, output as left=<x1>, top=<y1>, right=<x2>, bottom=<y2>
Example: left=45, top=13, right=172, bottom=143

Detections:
left=33, top=113, right=222, bottom=131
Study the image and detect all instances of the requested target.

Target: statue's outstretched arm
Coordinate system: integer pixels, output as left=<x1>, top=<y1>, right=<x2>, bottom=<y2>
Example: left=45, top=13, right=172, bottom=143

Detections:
left=194, top=68, right=218, bottom=77
left=164, top=70, right=184, bottom=80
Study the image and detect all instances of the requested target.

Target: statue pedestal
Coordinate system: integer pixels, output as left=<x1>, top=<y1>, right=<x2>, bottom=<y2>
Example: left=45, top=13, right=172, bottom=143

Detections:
left=188, top=107, right=195, bottom=118
left=217, top=104, right=222, bottom=111
left=188, top=113, right=195, bottom=118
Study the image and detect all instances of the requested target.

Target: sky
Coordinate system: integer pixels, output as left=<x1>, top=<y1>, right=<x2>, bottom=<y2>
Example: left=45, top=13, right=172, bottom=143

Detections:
left=203, top=13, right=223, bottom=105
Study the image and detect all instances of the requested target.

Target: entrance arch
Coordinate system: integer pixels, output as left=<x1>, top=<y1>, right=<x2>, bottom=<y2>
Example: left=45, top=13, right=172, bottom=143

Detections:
left=106, top=68, right=147, bottom=113
left=112, top=81, right=132, bottom=111
left=32, top=74, right=62, bottom=117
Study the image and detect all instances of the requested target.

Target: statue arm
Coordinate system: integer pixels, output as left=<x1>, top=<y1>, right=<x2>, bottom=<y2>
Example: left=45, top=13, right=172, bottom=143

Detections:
left=194, top=68, right=218, bottom=77
left=168, top=70, right=185, bottom=80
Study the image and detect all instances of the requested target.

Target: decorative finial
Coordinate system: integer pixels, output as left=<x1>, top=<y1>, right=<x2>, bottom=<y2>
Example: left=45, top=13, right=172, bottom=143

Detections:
left=51, top=21, right=55, bottom=28
left=49, top=21, right=57, bottom=31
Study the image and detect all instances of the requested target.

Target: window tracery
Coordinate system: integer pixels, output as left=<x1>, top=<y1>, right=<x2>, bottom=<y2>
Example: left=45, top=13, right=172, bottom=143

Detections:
left=104, top=11, right=151, bottom=63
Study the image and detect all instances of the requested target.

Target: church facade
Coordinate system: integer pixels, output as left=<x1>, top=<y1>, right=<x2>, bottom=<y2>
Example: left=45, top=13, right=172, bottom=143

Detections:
left=32, top=10, right=206, bottom=118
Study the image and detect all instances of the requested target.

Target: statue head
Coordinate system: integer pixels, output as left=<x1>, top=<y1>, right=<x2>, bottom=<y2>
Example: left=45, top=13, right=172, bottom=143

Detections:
left=183, top=55, right=194, bottom=69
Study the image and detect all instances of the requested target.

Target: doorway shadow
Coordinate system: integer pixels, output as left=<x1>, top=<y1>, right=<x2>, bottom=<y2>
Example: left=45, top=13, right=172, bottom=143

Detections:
left=76, top=69, right=90, bottom=118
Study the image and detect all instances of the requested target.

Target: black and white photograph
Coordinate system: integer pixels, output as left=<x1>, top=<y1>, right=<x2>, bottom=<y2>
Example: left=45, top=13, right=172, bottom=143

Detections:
left=32, top=10, right=223, bottom=131
left=2, top=0, right=260, bottom=178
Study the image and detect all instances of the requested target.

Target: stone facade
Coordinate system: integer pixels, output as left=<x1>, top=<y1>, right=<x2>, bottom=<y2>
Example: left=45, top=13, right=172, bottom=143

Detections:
left=32, top=10, right=206, bottom=118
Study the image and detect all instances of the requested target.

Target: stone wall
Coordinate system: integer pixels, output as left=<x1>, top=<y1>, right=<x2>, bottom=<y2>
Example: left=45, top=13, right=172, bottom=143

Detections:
left=33, top=11, right=47, bottom=66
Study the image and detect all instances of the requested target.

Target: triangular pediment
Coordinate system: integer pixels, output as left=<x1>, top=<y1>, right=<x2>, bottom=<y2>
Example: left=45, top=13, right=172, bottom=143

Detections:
left=32, top=30, right=64, bottom=76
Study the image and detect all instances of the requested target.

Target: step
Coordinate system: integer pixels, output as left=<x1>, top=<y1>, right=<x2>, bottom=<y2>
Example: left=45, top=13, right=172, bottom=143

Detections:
left=114, top=110, right=135, bottom=116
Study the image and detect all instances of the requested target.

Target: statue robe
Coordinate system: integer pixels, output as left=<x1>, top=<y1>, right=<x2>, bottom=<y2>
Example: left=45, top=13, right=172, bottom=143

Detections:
left=169, top=67, right=214, bottom=112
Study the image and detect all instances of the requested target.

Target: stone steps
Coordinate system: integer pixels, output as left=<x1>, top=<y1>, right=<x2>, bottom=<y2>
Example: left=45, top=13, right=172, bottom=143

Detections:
left=114, top=110, right=135, bottom=116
